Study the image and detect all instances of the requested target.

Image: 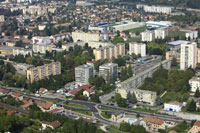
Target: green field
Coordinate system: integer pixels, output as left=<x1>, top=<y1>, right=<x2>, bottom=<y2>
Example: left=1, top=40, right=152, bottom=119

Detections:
left=66, top=103, right=89, bottom=109
left=73, top=110, right=92, bottom=116
left=125, top=26, right=147, bottom=33
left=101, top=112, right=111, bottom=119
left=126, top=37, right=141, bottom=42
left=132, top=107, right=157, bottom=113
left=162, top=92, right=189, bottom=103
left=168, top=30, right=185, bottom=38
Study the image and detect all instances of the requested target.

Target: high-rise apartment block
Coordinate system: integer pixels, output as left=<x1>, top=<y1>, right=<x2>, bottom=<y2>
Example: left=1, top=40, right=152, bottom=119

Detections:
left=154, top=28, right=168, bottom=39
left=141, top=31, right=155, bottom=42
left=27, top=62, right=61, bottom=83
left=129, top=43, right=146, bottom=57
left=93, top=43, right=125, bottom=61
left=180, top=42, right=198, bottom=70
left=75, top=64, right=94, bottom=86
left=99, top=63, right=118, bottom=83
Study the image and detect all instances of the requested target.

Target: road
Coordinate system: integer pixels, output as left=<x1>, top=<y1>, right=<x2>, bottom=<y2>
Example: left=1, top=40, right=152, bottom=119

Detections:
left=1, top=86, right=194, bottom=126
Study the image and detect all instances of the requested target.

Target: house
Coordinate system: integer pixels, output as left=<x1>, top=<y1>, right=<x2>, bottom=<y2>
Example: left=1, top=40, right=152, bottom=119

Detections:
left=196, top=99, right=200, bottom=108
left=111, top=111, right=125, bottom=122
left=164, top=101, right=183, bottom=112
left=21, top=102, right=33, bottom=110
left=42, top=121, right=61, bottom=130
left=140, top=116, right=165, bottom=132
left=12, top=92, right=24, bottom=101
left=49, top=108, right=65, bottom=114
left=0, top=88, right=10, bottom=95
left=39, top=88, right=48, bottom=94
left=188, top=121, right=200, bottom=133
left=69, top=84, right=93, bottom=96
left=83, top=88, right=94, bottom=97
left=35, top=100, right=56, bottom=112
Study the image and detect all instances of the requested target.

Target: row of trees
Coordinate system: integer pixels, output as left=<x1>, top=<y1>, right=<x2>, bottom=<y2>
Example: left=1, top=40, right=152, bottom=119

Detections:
left=120, top=65, right=133, bottom=81
left=119, top=122, right=147, bottom=133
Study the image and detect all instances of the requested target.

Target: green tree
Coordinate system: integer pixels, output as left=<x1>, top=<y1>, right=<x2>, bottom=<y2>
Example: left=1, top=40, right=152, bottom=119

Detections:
left=187, top=100, right=196, bottom=112
left=127, top=65, right=133, bottom=78
left=194, top=89, right=200, bottom=98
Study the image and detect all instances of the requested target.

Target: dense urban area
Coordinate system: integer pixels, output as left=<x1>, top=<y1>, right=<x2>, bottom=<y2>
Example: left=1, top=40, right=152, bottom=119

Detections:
left=0, top=0, right=200, bottom=132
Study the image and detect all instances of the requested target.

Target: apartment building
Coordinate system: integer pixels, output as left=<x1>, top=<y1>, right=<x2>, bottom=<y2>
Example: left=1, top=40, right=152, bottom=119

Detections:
left=33, top=44, right=53, bottom=54
left=0, top=15, right=5, bottom=23
left=189, top=77, right=200, bottom=92
left=27, top=62, right=61, bottom=83
left=72, top=31, right=109, bottom=43
left=32, top=36, right=52, bottom=45
left=99, top=63, right=118, bottom=83
left=154, top=28, right=168, bottom=39
left=141, top=31, right=155, bottom=42
left=23, top=6, right=56, bottom=16
left=75, top=64, right=94, bottom=86
left=93, top=43, right=125, bottom=61
left=88, top=41, right=112, bottom=49
left=180, top=42, right=198, bottom=70
left=185, top=31, right=198, bottom=40
left=129, top=42, right=146, bottom=57
left=13, top=48, right=32, bottom=57
left=137, top=4, right=173, bottom=14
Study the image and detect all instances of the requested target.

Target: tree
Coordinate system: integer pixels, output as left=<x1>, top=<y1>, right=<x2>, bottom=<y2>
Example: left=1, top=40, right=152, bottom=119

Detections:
left=136, top=113, right=140, bottom=118
left=119, top=123, right=131, bottom=132
left=171, top=57, right=178, bottom=67
left=156, top=96, right=163, bottom=105
left=194, top=89, right=200, bottom=98
left=127, top=91, right=137, bottom=104
left=127, top=65, right=133, bottom=78
left=187, top=100, right=196, bottom=112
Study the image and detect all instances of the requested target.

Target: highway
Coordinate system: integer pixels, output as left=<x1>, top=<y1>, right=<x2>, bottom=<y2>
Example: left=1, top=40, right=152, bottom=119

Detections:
left=1, top=86, right=194, bottom=126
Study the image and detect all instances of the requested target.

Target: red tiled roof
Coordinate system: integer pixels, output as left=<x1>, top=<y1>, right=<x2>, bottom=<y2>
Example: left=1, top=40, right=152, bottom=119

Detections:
left=70, top=88, right=82, bottom=95
left=21, top=102, right=33, bottom=109
left=79, top=84, right=92, bottom=89
left=7, top=111, right=14, bottom=115
left=49, top=108, right=64, bottom=114
left=2, top=89, right=10, bottom=94
left=168, top=101, right=182, bottom=107
left=49, top=90, right=55, bottom=93
left=85, top=88, right=93, bottom=93
left=12, top=92, right=23, bottom=97
left=42, top=121, right=61, bottom=128
left=35, top=100, right=53, bottom=110
left=194, top=121, right=200, bottom=127
left=143, top=116, right=163, bottom=125
left=39, top=88, right=46, bottom=92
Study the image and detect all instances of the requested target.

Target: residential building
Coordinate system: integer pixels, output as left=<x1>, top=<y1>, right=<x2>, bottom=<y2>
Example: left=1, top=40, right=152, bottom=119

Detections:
left=83, top=88, right=94, bottom=97
left=0, top=15, right=5, bottom=23
left=180, top=42, right=198, bottom=70
left=154, top=28, right=168, bottom=39
left=32, top=36, right=52, bottom=45
left=13, top=63, right=33, bottom=75
left=141, top=31, right=155, bottom=42
left=35, top=100, right=56, bottom=112
left=72, top=31, right=107, bottom=43
left=51, top=33, right=70, bottom=43
left=42, top=121, right=61, bottom=130
left=6, top=40, right=16, bottom=47
left=129, top=42, right=146, bottom=57
left=165, top=51, right=180, bottom=63
left=140, top=116, right=176, bottom=132
left=93, top=43, right=125, bottom=61
left=27, top=62, right=61, bottom=83
left=99, top=63, right=118, bottom=83
left=189, top=77, right=200, bottom=92
left=88, top=41, right=112, bottom=49
left=13, top=48, right=32, bottom=57
left=185, top=30, right=198, bottom=40
left=38, top=24, right=46, bottom=31
left=111, top=111, right=125, bottom=122
left=137, top=4, right=173, bottom=14
left=12, top=93, right=24, bottom=101
left=75, top=64, right=93, bottom=86
left=188, top=121, right=200, bottom=133
left=198, top=49, right=200, bottom=63
left=164, top=101, right=183, bottom=112
left=32, top=44, right=53, bottom=54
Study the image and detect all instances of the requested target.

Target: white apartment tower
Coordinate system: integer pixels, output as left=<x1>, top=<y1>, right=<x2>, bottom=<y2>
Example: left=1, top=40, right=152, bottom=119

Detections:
left=99, top=63, right=118, bottom=83
left=129, top=42, right=146, bottom=57
left=141, top=31, right=155, bottom=42
left=75, top=64, right=94, bottom=86
left=154, top=28, right=168, bottom=39
left=180, top=42, right=198, bottom=70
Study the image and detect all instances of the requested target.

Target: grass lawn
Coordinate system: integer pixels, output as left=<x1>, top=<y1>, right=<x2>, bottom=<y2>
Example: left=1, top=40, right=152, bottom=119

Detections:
left=66, top=103, right=89, bottom=109
left=168, top=30, right=185, bottom=38
left=46, top=98, right=62, bottom=104
left=73, top=110, right=92, bottom=116
left=162, top=92, right=189, bottom=103
left=108, top=129, right=120, bottom=133
left=132, top=108, right=157, bottom=113
left=97, top=106, right=115, bottom=112
left=126, top=37, right=141, bottom=42
left=101, top=112, right=111, bottom=119
left=125, top=26, right=147, bottom=33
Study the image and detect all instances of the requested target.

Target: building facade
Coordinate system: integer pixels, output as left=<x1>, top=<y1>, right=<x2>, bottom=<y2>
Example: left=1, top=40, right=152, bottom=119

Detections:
left=0, top=15, right=5, bottom=23
left=75, top=64, right=94, bottom=86
left=189, top=77, right=200, bottom=92
left=164, top=101, right=182, bottom=112
left=180, top=42, right=198, bottom=70
left=33, top=44, right=53, bottom=54
left=99, top=63, right=118, bottom=83
left=141, top=31, right=155, bottom=42
left=129, top=42, right=146, bottom=57
left=27, top=62, right=61, bottom=83
left=13, top=48, right=32, bottom=57
left=93, top=43, right=125, bottom=61
left=154, top=28, right=168, bottom=39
